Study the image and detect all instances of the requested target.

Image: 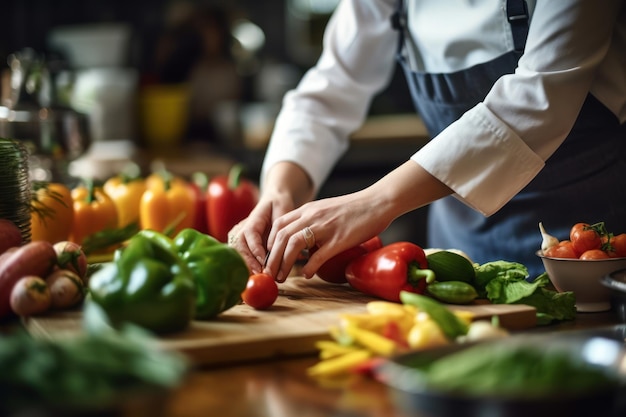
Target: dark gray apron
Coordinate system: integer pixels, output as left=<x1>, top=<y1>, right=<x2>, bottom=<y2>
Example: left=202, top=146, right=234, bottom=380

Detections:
left=393, top=0, right=626, bottom=277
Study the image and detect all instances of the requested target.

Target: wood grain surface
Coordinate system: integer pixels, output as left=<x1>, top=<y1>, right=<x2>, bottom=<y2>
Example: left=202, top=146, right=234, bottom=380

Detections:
left=23, top=277, right=536, bottom=366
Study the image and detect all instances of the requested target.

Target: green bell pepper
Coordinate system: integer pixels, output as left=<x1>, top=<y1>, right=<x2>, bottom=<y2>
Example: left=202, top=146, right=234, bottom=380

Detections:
left=172, top=228, right=249, bottom=319
left=88, top=232, right=196, bottom=334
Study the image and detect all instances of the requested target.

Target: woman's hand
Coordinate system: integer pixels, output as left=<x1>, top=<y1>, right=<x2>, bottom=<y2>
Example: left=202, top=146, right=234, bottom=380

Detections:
left=264, top=189, right=393, bottom=283
left=228, top=191, right=295, bottom=274
left=228, top=161, right=315, bottom=274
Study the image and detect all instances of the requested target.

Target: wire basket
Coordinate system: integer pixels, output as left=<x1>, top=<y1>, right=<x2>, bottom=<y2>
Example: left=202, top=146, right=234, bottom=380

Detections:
left=0, top=137, right=32, bottom=243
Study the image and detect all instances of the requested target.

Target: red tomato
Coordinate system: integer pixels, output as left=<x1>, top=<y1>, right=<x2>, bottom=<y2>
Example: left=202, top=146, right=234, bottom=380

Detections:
left=543, top=240, right=577, bottom=259
left=579, top=249, right=610, bottom=260
left=241, top=273, right=278, bottom=310
left=606, top=233, right=626, bottom=258
left=570, top=223, right=602, bottom=256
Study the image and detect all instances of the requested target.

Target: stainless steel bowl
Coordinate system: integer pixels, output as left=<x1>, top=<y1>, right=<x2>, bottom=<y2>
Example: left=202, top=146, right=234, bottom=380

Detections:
left=375, top=329, right=626, bottom=417
left=601, top=269, right=626, bottom=323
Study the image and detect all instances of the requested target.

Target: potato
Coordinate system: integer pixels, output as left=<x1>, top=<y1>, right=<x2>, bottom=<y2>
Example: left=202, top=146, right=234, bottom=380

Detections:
left=0, top=219, right=22, bottom=254
left=53, top=241, right=88, bottom=282
left=10, top=276, right=52, bottom=316
left=46, top=269, right=85, bottom=309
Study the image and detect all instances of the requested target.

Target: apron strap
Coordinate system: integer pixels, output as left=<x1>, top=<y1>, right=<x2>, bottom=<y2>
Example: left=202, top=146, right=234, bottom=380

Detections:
left=506, top=0, right=530, bottom=53
left=391, top=0, right=407, bottom=58
left=391, top=0, right=530, bottom=56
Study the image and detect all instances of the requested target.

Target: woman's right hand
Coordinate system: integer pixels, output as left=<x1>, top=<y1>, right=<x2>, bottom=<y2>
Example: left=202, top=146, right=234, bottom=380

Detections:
left=228, top=187, right=297, bottom=275
left=227, top=161, right=315, bottom=275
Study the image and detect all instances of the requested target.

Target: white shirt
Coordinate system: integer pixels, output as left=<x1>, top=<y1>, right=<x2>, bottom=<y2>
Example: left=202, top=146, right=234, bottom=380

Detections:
left=262, top=0, right=626, bottom=216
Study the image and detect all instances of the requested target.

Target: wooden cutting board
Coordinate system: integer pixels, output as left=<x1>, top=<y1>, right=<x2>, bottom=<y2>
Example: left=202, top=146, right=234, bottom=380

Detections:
left=23, top=277, right=536, bottom=366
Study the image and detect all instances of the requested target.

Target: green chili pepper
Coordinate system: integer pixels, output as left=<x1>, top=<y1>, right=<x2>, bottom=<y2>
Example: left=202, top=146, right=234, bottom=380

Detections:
left=400, top=291, right=469, bottom=340
left=172, top=228, right=250, bottom=319
left=88, top=232, right=196, bottom=334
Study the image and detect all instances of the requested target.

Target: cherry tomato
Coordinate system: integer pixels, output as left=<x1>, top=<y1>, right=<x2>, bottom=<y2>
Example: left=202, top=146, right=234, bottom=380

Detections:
left=543, top=240, right=577, bottom=259
left=569, top=223, right=602, bottom=257
left=579, top=249, right=610, bottom=260
left=241, top=273, right=279, bottom=310
left=607, top=233, right=626, bottom=258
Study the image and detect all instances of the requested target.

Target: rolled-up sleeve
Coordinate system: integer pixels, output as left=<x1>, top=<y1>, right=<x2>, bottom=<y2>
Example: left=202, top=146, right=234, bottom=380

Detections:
left=261, top=0, right=398, bottom=193
left=413, top=0, right=624, bottom=216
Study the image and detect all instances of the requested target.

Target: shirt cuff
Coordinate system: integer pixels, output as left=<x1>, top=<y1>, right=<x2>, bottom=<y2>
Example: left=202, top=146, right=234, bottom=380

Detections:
left=412, top=103, right=545, bottom=216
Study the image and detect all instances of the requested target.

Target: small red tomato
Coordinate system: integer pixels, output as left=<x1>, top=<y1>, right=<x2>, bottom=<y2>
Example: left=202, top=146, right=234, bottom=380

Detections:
left=607, top=233, right=626, bottom=258
left=241, top=273, right=279, bottom=310
left=543, top=240, right=577, bottom=259
left=570, top=223, right=602, bottom=257
left=579, top=249, right=610, bottom=260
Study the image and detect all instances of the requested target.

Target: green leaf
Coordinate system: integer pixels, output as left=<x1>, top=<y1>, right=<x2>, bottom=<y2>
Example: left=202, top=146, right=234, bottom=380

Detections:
left=486, top=272, right=549, bottom=304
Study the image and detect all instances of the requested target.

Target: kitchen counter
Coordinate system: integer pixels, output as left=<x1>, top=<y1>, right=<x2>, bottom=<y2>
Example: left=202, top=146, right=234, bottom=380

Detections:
left=162, top=310, right=622, bottom=417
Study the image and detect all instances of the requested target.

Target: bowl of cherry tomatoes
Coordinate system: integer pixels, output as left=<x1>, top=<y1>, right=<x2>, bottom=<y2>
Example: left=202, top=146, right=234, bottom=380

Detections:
left=536, top=222, right=626, bottom=313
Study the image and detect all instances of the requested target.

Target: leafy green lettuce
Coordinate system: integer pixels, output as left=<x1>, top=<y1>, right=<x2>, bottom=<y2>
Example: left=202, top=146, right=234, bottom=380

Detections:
left=473, top=261, right=576, bottom=325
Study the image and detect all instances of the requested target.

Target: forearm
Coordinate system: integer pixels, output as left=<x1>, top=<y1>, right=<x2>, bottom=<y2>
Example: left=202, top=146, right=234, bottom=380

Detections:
left=262, top=161, right=315, bottom=208
left=366, top=160, right=453, bottom=222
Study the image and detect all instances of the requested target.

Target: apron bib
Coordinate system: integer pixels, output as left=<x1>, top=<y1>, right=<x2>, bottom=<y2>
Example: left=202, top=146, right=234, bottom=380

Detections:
left=393, top=0, right=626, bottom=277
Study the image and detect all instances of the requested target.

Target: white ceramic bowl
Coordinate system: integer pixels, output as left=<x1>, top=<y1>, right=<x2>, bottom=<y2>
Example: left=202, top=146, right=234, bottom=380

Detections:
left=537, top=251, right=626, bottom=312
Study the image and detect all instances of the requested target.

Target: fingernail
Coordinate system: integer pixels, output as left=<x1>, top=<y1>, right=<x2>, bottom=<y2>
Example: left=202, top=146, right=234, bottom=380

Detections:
left=276, top=271, right=284, bottom=283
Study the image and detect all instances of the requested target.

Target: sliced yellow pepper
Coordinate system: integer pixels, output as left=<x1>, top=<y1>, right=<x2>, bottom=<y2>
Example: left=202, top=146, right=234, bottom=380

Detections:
left=344, top=325, right=398, bottom=357
left=366, top=300, right=410, bottom=316
left=307, top=349, right=372, bottom=377
left=315, top=340, right=361, bottom=359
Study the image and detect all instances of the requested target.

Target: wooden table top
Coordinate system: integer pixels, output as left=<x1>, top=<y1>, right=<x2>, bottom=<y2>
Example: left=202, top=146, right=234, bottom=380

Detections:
left=162, top=310, right=623, bottom=417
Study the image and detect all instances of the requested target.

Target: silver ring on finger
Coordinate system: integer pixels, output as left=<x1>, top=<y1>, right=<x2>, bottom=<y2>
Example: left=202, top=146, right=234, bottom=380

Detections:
left=301, top=226, right=316, bottom=249
left=228, top=231, right=239, bottom=246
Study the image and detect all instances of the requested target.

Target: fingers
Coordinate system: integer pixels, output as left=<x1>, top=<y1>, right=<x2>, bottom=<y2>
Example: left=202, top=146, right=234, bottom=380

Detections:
left=265, top=223, right=315, bottom=282
left=228, top=222, right=260, bottom=273
left=228, top=219, right=268, bottom=274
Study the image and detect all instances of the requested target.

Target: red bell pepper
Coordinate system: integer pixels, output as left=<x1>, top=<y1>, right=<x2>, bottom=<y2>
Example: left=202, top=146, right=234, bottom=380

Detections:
left=313, top=236, right=383, bottom=284
left=345, top=242, right=435, bottom=302
left=189, top=172, right=209, bottom=234
left=206, top=163, right=259, bottom=243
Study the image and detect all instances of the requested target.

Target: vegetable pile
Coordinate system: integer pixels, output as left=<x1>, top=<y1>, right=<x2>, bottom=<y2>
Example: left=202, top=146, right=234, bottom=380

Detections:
left=307, top=292, right=509, bottom=378
left=88, top=228, right=249, bottom=333
left=0, top=230, right=89, bottom=320
left=407, top=340, right=620, bottom=398
left=26, top=163, right=259, bottom=258
left=318, top=239, right=575, bottom=325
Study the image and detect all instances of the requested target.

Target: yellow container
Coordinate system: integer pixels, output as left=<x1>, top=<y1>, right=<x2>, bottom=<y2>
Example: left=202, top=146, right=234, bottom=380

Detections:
left=138, top=84, right=189, bottom=149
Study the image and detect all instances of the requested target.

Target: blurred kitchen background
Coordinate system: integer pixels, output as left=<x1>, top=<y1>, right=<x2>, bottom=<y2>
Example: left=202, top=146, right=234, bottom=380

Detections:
left=0, top=0, right=430, bottom=244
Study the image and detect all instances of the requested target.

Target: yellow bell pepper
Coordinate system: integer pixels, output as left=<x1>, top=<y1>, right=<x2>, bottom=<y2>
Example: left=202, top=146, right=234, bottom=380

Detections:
left=30, top=181, right=74, bottom=244
left=70, top=180, right=118, bottom=246
left=140, top=171, right=196, bottom=236
left=103, top=171, right=146, bottom=228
